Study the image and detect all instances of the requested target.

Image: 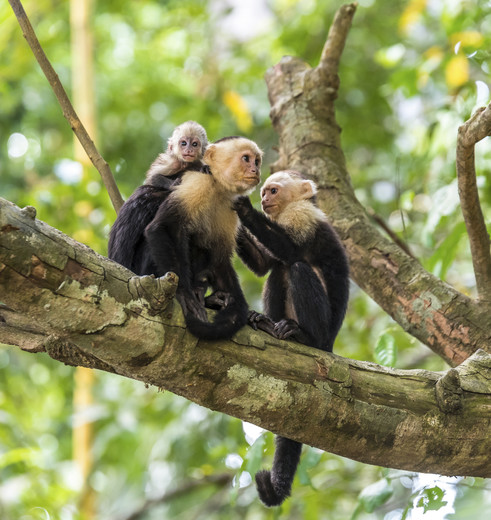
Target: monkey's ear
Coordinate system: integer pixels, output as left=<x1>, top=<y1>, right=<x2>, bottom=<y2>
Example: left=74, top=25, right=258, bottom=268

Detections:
left=300, top=179, right=317, bottom=199
left=204, top=144, right=215, bottom=162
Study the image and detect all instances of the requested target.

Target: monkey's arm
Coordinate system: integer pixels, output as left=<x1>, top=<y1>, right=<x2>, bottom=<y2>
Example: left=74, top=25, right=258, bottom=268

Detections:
left=144, top=202, right=208, bottom=321
left=147, top=152, right=186, bottom=178
left=233, top=197, right=300, bottom=264
left=236, top=226, right=275, bottom=276
left=279, top=261, right=333, bottom=351
left=108, top=186, right=165, bottom=272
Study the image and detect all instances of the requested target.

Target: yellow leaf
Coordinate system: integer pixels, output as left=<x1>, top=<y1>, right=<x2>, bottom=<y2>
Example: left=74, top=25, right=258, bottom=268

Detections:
left=74, top=200, right=93, bottom=218
left=399, top=0, right=427, bottom=34
left=450, top=31, right=484, bottom=50
left=445, top=55, right=469, bottom=88
left=73, top=229, right=94, bottom=244
left=223, top=90, right=253, bottom=133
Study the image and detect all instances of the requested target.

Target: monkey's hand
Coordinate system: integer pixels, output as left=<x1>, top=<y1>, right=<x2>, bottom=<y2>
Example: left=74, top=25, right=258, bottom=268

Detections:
left=247, top=310, right=276, bottom=336
left=274, top=319, right=301, bottom=341
left=232, top=196, right=254, bottom=216
left=205, top=291, right=234, bottom=310
left=177, top=292, right=209, bottom=323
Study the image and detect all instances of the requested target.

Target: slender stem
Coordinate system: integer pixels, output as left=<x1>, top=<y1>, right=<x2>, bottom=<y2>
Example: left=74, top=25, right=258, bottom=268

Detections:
left=456, top=103, right=491, bottom=301
left=8, top=0, right=124, bottom=214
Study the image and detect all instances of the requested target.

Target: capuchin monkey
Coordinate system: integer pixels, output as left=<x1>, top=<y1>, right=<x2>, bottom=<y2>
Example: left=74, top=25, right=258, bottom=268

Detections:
left=108, top=121, right=207, bottom=276
left=234, top=170, right=350, bottom=507
left=141, top=136, right=263, bottom=339
left=145, top=120, right=208, bottom=186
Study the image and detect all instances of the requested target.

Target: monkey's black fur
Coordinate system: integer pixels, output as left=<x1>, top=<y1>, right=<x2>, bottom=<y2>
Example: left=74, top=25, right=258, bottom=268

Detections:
left=108, top=162, right=248, bottom=341
left=235, top=196, right=349, bottom=507
left=108, top=167, right=197, bottom=276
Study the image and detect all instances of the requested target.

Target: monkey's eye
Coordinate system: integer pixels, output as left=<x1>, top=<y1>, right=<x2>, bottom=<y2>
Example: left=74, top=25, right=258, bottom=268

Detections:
left=270, top=187, right=278, bottom=195
left=181, top=140, right=188, bottom=147
left=192, top=141, right=199, bottom=147
left=255, top=158, right=260, bottom=167
left=242, top=155, right=250, bottom=162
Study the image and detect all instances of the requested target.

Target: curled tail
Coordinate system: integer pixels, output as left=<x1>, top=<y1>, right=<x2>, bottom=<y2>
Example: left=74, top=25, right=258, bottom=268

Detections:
left=256, top=436, right=302, bottom=507
left=185, top=303, right=248, bottom=340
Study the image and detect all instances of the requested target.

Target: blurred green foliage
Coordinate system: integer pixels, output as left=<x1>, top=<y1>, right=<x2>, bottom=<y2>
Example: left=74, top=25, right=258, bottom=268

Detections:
left=1, top=0, right=490, bottom=519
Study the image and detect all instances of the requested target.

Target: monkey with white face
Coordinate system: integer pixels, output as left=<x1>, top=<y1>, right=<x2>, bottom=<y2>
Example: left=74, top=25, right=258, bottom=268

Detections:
left=108, top=121, right=207, bottom=276
left=145, top=120, right=208, bottom=187
left=234, top=170, right=350, bottom=506
left=143, top=136, right=263, bottom=339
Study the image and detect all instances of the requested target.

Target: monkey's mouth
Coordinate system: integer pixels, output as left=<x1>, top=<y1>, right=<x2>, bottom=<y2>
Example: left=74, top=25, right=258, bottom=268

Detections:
left=244, top=175, right=260, bottom=182
left=182, top=154, right=197, bottom=161
left=262, top=204, right=276, bottom=213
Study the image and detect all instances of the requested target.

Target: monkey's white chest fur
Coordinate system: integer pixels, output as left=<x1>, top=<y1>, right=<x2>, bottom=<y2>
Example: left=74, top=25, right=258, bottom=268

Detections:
left=173, top=172, right=238, bottom=254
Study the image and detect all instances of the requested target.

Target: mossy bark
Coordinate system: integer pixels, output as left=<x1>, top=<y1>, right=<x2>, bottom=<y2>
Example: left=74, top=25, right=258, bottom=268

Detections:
left=1, top=197, right=490, bottom=478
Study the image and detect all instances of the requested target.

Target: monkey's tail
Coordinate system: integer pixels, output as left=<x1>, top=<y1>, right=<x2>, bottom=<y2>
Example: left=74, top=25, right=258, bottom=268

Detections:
left=184, top=304, right=248, bottom=340
left=256, top=436, right=302, bottom=507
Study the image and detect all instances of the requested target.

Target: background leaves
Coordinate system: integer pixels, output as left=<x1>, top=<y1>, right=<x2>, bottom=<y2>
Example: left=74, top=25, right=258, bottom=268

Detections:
left=1, top=0, right=490, bottom=519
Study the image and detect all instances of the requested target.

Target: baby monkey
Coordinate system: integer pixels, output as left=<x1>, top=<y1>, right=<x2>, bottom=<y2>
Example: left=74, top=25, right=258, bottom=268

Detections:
left=145, top=120, right=208, bottom=186
left=234, top=171, right=349, bottom=507
left=108, top=120, right=207, bottom=276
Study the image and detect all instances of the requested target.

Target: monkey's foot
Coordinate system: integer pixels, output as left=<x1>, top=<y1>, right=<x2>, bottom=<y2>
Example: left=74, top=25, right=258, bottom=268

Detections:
left=248, top=311, right=276, bottom=336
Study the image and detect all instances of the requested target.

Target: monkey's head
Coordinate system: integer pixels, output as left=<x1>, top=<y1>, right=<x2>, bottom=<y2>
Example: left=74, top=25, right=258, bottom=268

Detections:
left=168, top=121, right=208, bottom=163
left=204, top=137, right=263, bottom=195
left=261, top=170, right=317, bottom=220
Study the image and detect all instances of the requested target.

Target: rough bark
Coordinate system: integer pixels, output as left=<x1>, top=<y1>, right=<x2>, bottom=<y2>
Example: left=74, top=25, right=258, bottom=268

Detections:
left=1, top=198, right=490, bottom=478
left=264, top=3, right=491, bottom=367
left=456, top=103, right=491, bottom=302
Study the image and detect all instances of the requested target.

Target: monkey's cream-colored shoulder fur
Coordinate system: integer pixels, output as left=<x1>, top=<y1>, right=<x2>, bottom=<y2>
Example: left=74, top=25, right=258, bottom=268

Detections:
left=172, top=171, right=238, bottom=254
left=275, top=200, right=327, bottom=244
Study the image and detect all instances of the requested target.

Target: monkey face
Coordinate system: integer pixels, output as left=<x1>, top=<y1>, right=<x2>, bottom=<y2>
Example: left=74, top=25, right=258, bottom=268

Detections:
left=204, top=138, right=262, bottom=195
left=177, top=136, right=203, bottom=162
left=261, top=171, right=316, bottom=220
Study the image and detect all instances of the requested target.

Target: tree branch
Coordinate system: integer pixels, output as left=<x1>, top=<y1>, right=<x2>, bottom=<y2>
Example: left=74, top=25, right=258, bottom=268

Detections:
left=117, top=473, right=233, bottom=520
left=456, top=102, right=491, bottom=302
left=1, top=197, right=490, bottom=478
left=265, top=4, right=491, bottom=366
left=8, top=0, right=123, bottom=214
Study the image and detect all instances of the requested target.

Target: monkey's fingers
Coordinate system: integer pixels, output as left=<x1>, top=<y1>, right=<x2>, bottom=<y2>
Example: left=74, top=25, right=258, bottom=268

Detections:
left=274, top=319, right=299, bottom=340
left=205, top=291, right=234, bottom=310
left=178, top=293, right=209, bottom=322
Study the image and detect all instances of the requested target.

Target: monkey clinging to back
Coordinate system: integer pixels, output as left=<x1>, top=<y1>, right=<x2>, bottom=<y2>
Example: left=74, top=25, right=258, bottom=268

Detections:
left=145, top=120, right=208, bottom=186
left=108, top=120, right=207, bottom=275
left=234, top=170, right=350, bottom=506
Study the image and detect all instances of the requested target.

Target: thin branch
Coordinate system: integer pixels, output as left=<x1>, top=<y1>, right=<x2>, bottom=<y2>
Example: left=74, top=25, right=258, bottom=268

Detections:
left=456, top=102, right=491, bottom=302
left=118, top=474, right=233, bottom=520
left=368, top=208, right=415, bottom=259
left=8, top=0, right=123, bottom=214
left=319, top=3, right=357, bottom=71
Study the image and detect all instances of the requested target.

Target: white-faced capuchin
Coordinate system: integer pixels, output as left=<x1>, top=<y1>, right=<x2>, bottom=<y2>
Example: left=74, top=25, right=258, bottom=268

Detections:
left=233, top=170, right=350, bottom=507
left=145, top=120, right=208, bottom=187
left=108, top=121, right=207, bottom=276
left=137, top=136, right=262, bottom=339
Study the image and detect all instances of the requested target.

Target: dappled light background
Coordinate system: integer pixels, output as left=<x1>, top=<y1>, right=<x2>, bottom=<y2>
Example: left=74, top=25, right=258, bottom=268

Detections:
left=1, top=0, right=490, bottom=519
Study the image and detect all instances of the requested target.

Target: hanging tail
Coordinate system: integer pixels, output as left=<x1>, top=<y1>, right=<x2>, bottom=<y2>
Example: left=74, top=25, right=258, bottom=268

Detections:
left=256, top=436, right=302, bottom=507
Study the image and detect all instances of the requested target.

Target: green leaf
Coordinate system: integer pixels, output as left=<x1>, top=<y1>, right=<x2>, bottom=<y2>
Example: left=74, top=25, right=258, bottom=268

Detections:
left=242, top=434, right=266, bottom=475
left=375, top=331, right=397, bottom=367
left=355, top=478, right=394, bottom=515
left=416, top=486, right=448, bottom=513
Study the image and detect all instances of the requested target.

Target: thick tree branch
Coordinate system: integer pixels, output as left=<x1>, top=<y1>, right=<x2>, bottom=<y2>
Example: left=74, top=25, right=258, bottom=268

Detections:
left=265, top=4, right=491, bottom=366
left=1, top=197, right=490, bottom=478
left=8, top=0, right=123, bottom=213
left=456, top=103, right=491, bottom=302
